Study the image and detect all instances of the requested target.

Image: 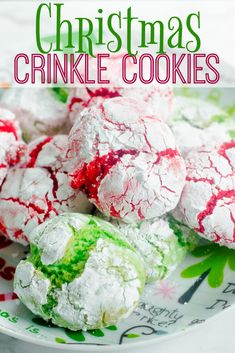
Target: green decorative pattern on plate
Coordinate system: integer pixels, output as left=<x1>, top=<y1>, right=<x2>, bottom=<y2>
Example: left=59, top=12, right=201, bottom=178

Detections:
left=181, top=243, right=235, bottom=288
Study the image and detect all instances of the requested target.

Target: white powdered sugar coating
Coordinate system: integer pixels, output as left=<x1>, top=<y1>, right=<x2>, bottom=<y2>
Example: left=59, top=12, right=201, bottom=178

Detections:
left=29, top=213, right=90, bottom=265
left=0, top=108, right=26, bottom=186
left=53, top=238, right=142, bottom=330
left=170, top=96, right=227, bottom=128
left=0, top=168, right=91, bottom=245
left=171, top=121, right=233, bottom=158
left=35, top=226, right=73, bottom=266
left=30, top=213, right=94, bottom=242
left=178, top=141, right=235, bottom=248
left=68, top=97, right=186, bottom=223
left=20, top=135, right=69, bottom=170
left=0, top=88, right=70, bottom=140
left=14, top=213, right=145, bottom=330
left=14, top=261, right=50, bottom=320
left=0, top=135, right=91, bottom=245
left=109, top=218, right=183, bottom=283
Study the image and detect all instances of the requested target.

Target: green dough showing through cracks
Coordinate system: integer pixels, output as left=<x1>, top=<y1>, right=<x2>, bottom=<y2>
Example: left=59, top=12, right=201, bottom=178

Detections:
left=14, top=213, right=146, bottom=331
left=96, top=211, right=199, bottom=283
left=29, top=221, right=134, bottom=287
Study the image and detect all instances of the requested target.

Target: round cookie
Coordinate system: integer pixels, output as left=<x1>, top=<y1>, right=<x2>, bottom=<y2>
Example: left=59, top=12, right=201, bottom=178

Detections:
left=171, top=121, right=234, bottom=158
left=67, top=97, right=186, bottom=223
left=0, top=167, right=92, bottom=245
left=98, top=214, right=198, bottom=283
left=178, top=141, right=235, bottom=248
left=0, top=135, right=92, bottom=245
left=170, top=96, right=228, bottom=128
left=0, top=88, right=70, bottom=141
left=14, top=213, right=146, bottom=330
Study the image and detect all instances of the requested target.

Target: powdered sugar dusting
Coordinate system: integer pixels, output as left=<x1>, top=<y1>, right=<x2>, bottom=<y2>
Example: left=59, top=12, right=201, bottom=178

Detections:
left=178, top=141, right=235, bottom=247
left=53, top=238, right=142, bottom=330
left=68, top=97, right=186, bottom=223
left=14, top=261, right=50, bottom=320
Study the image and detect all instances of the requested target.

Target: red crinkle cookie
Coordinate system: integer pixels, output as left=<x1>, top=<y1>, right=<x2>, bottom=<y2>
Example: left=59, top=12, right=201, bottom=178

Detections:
left=0, top=135, right=92, bottom=245
left=67, top=97, right=186, bottom=223
left=178, top=141, right=235, bottom=248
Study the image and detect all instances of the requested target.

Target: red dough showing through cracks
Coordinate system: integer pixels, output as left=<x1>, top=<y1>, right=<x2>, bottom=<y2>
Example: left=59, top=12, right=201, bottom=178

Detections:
left=71, top=148, right=180, bottom=208
left=0, top=119, right=18, bottom=140
left=196, top=190, right=235, bottom=236
left=26, top=137, right=52, bottom=167
left=71, top=149, right=138, bottom=204
left=68, top=96, right=185, bottom=222
left=179, top=140, right=235, bottom=247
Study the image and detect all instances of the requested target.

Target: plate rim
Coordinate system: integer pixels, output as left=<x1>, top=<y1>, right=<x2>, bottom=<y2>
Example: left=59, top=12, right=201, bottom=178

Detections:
left=0, top=305, right=232, bottom=351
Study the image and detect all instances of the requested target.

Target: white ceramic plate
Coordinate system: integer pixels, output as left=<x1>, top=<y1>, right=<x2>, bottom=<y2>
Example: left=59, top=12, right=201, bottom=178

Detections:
left=0, top=87, right=235, bottom=350
left=1, top=235, right=235, bottom=351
